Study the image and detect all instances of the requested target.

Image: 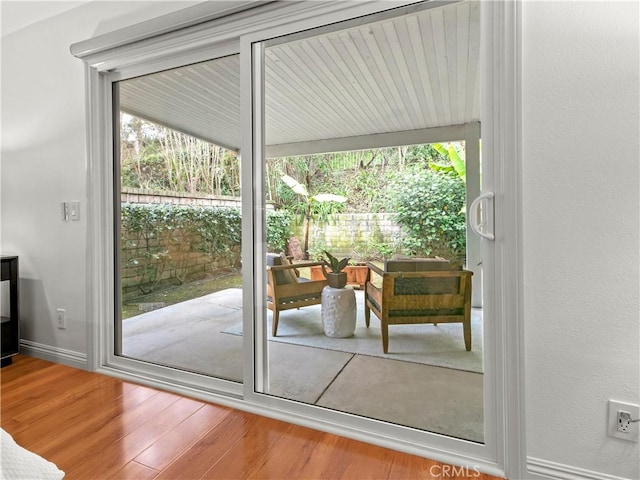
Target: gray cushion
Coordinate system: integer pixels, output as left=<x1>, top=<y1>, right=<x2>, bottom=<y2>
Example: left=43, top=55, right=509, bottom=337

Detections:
left=384, top=259, right=451, bottom=272
left=266, top=253, right=283, bottom=266
left=278, top=254, right=300, bottom=284
left=266, top=253, right=299, bottom=284
left=267, top=253, right=287, bottom=285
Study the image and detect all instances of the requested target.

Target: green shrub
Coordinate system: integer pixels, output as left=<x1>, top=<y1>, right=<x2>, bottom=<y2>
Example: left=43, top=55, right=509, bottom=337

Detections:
left=191, top=207, right=241, bottom=255
left=349, top=239, right=398, bottom=262
left=121, top=203, right=241, bottom=255
left=121, top=203, right=241, bottom=294
left=121, top=204, right=296, bottom=293
left=266, top=209, right=292, bottom=253
left=391, top=168, right=466, bottom=259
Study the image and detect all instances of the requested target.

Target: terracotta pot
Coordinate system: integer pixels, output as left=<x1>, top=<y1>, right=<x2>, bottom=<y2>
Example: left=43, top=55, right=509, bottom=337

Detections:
left=310, top=265, right=325, bottom=281
left=344, top=264, right=368, bottom=289
left=312, top=264, right=368, bottom=289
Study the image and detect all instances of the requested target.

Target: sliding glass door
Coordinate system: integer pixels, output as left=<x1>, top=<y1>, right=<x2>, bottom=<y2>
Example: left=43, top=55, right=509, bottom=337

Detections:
left=113, top=55, right=244, bottom=383
left=79, top=0, right=522, bottom=474
left=253, top=1, right=486, bottom=443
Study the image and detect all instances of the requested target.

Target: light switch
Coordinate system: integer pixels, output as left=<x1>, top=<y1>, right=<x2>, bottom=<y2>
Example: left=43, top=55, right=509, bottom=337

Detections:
left=69, top=202, right=80, bottom=221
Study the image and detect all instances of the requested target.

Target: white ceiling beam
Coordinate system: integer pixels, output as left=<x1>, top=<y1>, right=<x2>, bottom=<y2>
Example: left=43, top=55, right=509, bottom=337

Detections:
left=266, top=121, right=479, bottom=158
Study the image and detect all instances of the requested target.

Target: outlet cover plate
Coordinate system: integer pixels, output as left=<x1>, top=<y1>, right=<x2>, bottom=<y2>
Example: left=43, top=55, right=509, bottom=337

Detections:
left=608, top=400, right=639, bottom=441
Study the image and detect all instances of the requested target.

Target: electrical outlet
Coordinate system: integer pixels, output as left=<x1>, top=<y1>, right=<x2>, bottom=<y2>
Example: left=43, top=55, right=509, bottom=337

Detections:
left=618, top=411, right=632, bottom=433
left=56, top=308, right=66, bottom=329
left=608, top=400, right=639, bottom=441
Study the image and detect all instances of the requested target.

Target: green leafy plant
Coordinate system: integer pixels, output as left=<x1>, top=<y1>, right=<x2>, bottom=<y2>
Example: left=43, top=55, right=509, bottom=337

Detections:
left=308, top=240, right=329, bottom=262
left=281, top=174, right=346, bottom=259
left=391, top=167, right=466, bottom=259
left=266, top=209, right=293, bottom=253
left=322, top=250, right=351, bottom=274
left=349, top=240, right=397, bottom=262
left=121, top=203, right=175, bottom=293
left=121, top=203, right=242, bottom=294
left=429, top=142, right=466, bottom=183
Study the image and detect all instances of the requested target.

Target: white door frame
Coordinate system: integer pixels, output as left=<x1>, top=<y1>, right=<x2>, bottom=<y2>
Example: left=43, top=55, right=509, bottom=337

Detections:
left=75, top=1, right=524, bottom=478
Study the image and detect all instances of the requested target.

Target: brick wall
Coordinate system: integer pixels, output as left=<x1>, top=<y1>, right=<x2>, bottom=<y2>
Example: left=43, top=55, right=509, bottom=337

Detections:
left=121, top=188, right=274, bottom=209
left=121, top=188, right=242, bottom=208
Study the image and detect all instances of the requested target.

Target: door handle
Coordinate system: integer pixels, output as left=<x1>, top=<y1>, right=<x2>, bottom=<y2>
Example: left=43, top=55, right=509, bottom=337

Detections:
left=469, top=192, right=495, bottom=240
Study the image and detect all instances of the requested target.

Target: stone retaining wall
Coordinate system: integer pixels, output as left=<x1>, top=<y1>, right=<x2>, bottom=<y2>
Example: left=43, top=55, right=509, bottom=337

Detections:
left=291, top=213, right=403, bottom=257
left=120, top=202, right=401, bottom=297
left=121, top=226, right=240, bottom=299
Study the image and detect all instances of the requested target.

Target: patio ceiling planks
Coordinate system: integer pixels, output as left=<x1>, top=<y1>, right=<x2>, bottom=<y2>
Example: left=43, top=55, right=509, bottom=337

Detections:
left=118, top=0, right=480, bottom=156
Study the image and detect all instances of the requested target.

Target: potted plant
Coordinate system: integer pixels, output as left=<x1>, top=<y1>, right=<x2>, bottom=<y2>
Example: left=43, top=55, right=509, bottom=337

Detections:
left=310, top=253, right=370, bottom=289
left=321, top=250, right=350, bottom=289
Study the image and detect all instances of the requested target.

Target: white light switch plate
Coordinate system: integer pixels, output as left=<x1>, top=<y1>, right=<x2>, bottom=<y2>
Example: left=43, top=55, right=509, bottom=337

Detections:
left=69, top=202, right=80, bottom=221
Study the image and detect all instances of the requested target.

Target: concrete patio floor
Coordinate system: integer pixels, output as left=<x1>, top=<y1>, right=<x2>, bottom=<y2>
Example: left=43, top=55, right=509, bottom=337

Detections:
left=122, top=288, right=484, bottom=443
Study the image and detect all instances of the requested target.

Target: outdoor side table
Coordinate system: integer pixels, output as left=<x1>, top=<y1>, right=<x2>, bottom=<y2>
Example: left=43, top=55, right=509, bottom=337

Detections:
left=321, top=285, right=356, bottom=338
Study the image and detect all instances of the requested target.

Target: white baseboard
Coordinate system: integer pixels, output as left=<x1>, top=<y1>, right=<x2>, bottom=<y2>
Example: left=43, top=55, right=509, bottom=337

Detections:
left=527, top=457, right=634, bottom=480
left=19, top=340, right=87, bottom=370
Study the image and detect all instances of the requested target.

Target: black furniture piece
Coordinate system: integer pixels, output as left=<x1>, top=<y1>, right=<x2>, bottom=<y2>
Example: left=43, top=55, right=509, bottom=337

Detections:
left=1, top=256, right=19, bottom=367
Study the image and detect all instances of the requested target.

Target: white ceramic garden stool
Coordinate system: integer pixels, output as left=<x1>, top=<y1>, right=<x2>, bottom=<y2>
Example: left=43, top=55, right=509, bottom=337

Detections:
left=321, top=285, right=357, bottom=338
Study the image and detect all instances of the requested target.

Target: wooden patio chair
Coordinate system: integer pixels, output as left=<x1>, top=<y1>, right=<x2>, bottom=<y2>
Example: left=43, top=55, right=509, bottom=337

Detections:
left=266, top=253, right=327, bottom=336
left=364, top=259, right=473, bottom=353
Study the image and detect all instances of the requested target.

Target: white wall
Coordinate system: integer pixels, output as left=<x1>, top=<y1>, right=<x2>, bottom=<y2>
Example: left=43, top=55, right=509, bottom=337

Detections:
left=522, top=1, right=639, bottom=478
left=1, top=1, right=639, bottom=478
left=0, top=1, right=197, bottom=361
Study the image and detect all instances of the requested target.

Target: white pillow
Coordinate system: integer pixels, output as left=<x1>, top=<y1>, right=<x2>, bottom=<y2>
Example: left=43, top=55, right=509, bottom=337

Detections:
left=0, top=428, right=65, bottom=480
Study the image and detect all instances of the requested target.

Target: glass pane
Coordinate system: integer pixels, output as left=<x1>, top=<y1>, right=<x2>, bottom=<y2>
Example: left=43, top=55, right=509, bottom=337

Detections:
left=259, top=3, right=485, bottom=443
left=114, top=55, right=243, bottom=382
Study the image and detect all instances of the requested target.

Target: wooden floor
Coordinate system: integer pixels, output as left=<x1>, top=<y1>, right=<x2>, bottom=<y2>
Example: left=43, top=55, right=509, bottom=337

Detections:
left=1, top=355, right=502, bottom=480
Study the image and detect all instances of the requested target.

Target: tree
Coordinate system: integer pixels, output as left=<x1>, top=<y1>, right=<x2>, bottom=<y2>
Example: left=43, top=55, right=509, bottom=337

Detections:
left=120, top=115, right=167, bottom=190
left=281, top=174, right=346, bottom=259
left=120, top=113, right=241, bottom=195
left=429, top=142, right=466, bottom=182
